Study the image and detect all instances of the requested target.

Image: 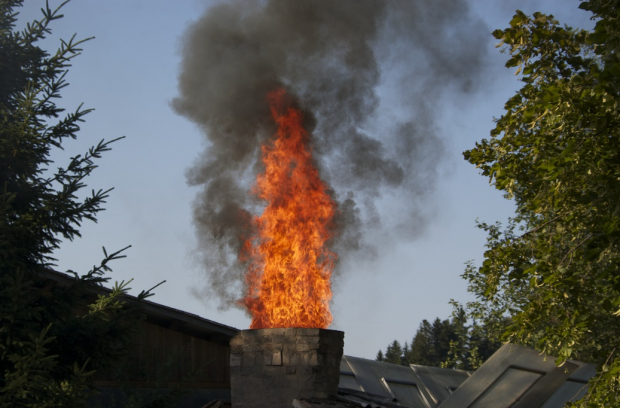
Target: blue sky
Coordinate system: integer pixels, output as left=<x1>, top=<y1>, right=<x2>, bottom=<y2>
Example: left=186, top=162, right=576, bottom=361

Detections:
left=17, top=0, right=592, bottom=358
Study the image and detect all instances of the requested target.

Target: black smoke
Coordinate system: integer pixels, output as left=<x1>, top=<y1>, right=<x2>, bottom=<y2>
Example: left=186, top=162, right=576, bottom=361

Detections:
left=173, top=0, right=489, bottom=308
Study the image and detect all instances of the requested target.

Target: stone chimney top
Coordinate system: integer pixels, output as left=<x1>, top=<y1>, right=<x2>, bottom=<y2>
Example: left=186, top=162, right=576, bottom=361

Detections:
left=229, top=328, right=344, bottom=408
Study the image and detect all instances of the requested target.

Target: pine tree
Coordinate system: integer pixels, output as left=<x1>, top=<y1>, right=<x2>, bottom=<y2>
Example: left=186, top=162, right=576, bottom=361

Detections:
left=377, top=311, right=503, bottom=370
left=401, top=341, right=410, bottom=366
left=384, top=340, right=403, bottom=365
left=406, top=318, right=458, bottom=367
left=0, top=2, right=152, bottom=406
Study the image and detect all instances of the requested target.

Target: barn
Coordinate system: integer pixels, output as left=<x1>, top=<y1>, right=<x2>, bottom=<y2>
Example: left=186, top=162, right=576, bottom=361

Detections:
left=44, top=270, right=238, bottom=407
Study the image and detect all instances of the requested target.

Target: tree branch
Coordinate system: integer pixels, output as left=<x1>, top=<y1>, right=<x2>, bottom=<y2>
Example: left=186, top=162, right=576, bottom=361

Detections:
left=585, top=348, right=615, bottom=402
left=519, top=213, right=565, bottom=239
left=559, top=233, right=594, bottom=266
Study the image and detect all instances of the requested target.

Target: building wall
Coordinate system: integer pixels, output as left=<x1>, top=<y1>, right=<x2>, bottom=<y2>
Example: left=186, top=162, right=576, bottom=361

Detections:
left=92, top=320, right=232, bottom=407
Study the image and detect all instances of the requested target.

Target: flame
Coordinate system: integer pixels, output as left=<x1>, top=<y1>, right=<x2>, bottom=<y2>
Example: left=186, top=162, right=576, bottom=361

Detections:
left=241, top=89, right=337, bottom=329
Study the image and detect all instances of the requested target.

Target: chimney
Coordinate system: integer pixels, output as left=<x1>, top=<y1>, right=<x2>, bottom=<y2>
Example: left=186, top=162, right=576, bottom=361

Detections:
left=229, top=328, right=344, bottom=408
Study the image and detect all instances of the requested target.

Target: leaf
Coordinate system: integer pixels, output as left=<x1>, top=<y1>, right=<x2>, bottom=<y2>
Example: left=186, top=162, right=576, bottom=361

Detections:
left=588, top=31, right=608, bottom=44
left=510, top=11, right=527, bottom=28
left=462, top=4, right=620, bottom=405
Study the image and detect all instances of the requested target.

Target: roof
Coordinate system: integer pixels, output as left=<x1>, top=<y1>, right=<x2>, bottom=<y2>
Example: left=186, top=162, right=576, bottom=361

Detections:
left=337, top=355, right=470, bottom=408
left=42, top=269, right=239, bottom=345
left=440, top=344, right=596, bottom=408
left=325, top=345, right=597, bottom=408
left=294, top=389, right=405, bottom=408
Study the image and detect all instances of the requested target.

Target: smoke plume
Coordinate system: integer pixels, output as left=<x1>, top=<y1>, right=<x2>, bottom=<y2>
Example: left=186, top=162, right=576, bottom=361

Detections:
left=173, top=0, right=489, bottom=308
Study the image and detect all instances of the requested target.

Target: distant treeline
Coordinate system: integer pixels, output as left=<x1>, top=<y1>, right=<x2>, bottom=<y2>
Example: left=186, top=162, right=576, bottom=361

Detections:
left=375, top=309, right=508, bottom=371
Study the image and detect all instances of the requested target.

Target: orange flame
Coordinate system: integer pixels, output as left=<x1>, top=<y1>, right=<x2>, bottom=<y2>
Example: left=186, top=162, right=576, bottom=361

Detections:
left=241, top=89, right=337, bottom=329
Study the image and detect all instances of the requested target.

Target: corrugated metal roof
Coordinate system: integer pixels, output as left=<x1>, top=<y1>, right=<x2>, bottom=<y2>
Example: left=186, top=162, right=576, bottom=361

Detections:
left=337, top=347, right=596, bottom=408
left=340, top=355, right=430, bottom=407
left=410, top=364, right=470, bottom=406
left=338, top=356, right=472, bottom=408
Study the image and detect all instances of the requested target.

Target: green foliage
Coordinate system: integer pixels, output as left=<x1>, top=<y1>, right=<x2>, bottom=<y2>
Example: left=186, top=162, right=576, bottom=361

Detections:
left=375, top=310, right=502, bottom=371
left=408, top=318, right=457, bottom=368
left=383, top=340, right=404, bottom=365
left=464, top=1, right=620, bottom=405
left=442, top=302, right=509, bottom=371
left=0, top=1, right=156, bottom=406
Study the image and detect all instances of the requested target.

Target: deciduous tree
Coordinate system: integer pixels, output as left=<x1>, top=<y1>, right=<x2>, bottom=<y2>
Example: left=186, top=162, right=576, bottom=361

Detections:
left=464, top=1, right=620, bottom=404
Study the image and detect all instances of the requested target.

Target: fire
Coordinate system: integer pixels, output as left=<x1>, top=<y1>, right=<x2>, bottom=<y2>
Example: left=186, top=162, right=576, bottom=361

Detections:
left=241, top=89, right=337, bottom=329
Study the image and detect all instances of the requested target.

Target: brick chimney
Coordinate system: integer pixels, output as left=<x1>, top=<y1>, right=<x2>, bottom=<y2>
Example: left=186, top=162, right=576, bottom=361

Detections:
left=229, top=328, right=344, bottom=408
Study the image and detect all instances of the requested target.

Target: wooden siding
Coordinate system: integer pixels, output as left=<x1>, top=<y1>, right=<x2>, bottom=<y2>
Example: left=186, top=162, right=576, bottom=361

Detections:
left=94, top=320, right=231, bottom=389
